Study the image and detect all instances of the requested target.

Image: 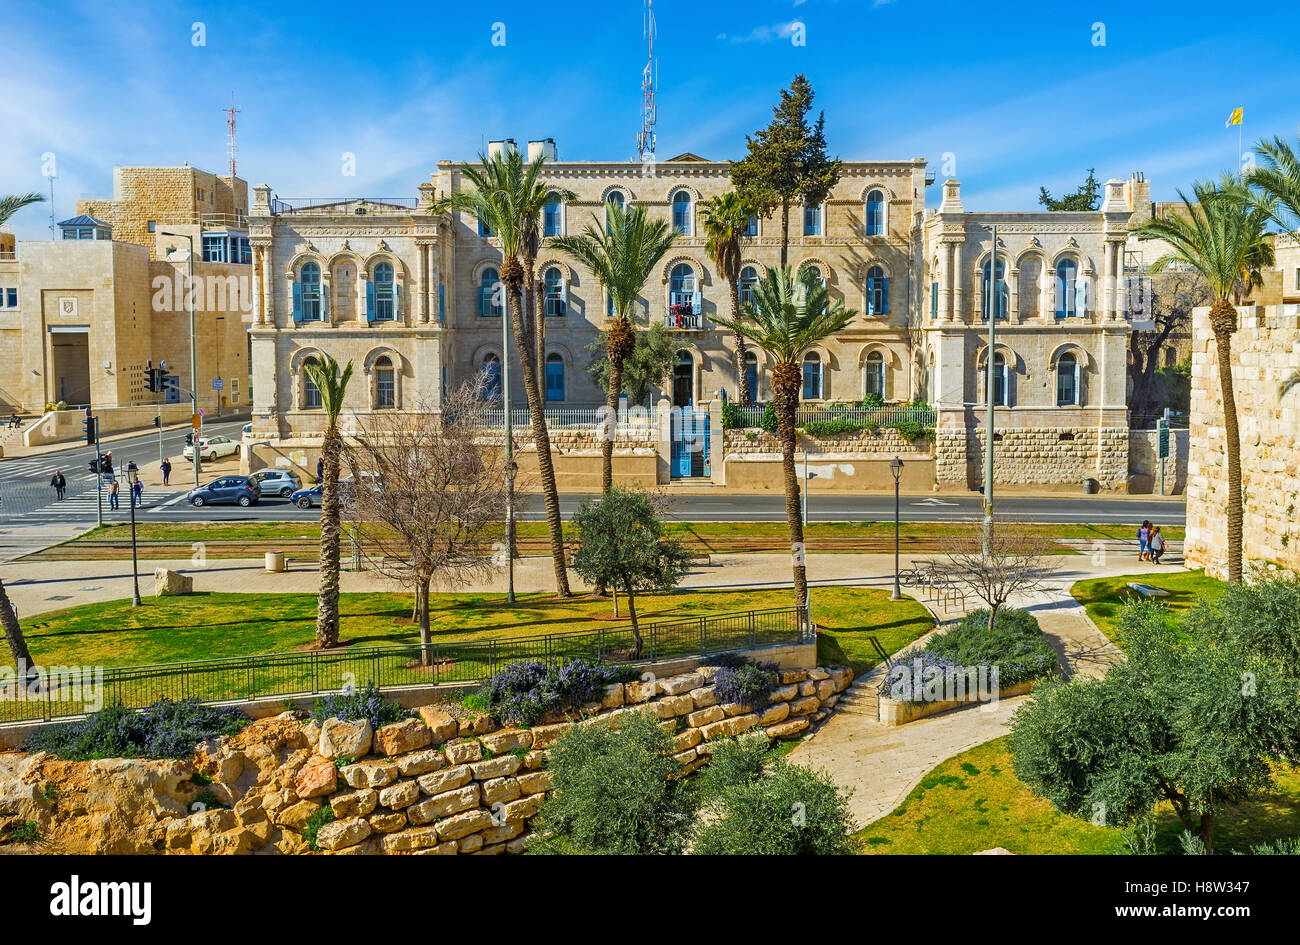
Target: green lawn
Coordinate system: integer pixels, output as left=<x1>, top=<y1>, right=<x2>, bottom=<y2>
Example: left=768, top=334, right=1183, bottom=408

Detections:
left=815, top=593, right=934, bottom=675
left=8, top=585, right=927, bottom=671
left=1070, top=570, right=1228, bottom=645
left=855, top=736, right=1300, bottom=855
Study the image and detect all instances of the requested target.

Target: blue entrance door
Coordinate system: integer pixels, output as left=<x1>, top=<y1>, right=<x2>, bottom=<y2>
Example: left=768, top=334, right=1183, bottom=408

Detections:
left=671, top=407, right=710, bottom=478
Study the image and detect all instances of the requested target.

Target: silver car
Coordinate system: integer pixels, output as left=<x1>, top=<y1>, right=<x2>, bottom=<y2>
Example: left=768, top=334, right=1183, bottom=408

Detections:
left=248, top=468, right=302, bottom=498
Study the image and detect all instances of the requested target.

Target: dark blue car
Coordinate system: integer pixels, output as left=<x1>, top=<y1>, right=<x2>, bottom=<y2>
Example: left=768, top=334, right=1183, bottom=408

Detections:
left=291, top=484, right=324, bottom=509
left=188, top=476, right=260, bottom=508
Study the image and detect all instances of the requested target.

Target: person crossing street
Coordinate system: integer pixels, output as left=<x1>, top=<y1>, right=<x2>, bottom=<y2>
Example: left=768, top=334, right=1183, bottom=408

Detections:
left=50, top=470, right=67, bottom=501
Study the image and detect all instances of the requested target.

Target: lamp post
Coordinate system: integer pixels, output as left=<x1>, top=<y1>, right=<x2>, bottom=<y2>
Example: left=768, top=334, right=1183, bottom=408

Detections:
left=127, top=464, right=142, bottom=606
left=983, top=224, right=998, bottom=557
left=889, top=455, right=904, bottom=600
left=159, top=231, right=201, bottom=489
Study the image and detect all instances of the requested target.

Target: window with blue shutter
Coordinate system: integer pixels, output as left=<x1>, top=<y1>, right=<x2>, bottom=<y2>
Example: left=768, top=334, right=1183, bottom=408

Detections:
left=1056, top=259, right=1078, bottom=317
left=802, top=352, right=822, bottom=399
left=671, top=191, right=692, bottom=235
left=292, top=282, right=303, bottom=323
left=865, top=190, right=884, bottom=236
left=803, top=203, right=822, bottom=236
left=544, top=267, right=565, bottom=317
left=866, top=266, right=889, bottom=316
left=365, top=280, right=375, bottom=323
left=438, top=283, right=445, bottom=321
left=544, top=196, right=562, bottom=237
left=298, top=262, right=321, bottom=321
left=930, top=282, right=938, bottom=320
left=982, top=260, right=1007, bottom=320
left=373, top=262, right=395, bottom=321
left=545, top=354, right=565, bottom=402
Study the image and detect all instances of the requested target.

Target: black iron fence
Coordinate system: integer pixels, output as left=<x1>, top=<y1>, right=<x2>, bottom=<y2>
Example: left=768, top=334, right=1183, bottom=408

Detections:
left=0, top=607, right=812, bottom=725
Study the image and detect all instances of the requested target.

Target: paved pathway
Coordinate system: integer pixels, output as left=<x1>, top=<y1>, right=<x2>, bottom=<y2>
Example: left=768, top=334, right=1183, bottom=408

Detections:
left=790, top=554, right=1158, bottom=829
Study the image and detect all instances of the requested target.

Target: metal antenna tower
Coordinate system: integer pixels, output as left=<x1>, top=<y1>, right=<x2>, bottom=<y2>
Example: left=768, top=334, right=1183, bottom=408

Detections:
left=637, top=0, right=657, bottom=162
left=223, top=92, right=241, bottom=177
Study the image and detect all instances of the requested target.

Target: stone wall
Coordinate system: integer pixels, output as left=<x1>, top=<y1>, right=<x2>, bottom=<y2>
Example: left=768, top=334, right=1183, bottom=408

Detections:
left=1126, top=427, right=1188, bottom=495
left=1185, top=304, right=1300, bottom=577
left=723, top=428, right=929, bottom=457
left=937, top=426, right=1128, bottom=491
left=0, top=664, right=852, bottom=855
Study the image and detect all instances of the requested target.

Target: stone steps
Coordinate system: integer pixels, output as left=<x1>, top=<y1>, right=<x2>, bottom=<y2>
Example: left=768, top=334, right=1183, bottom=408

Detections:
left=831, top=676, right=882, bottom=720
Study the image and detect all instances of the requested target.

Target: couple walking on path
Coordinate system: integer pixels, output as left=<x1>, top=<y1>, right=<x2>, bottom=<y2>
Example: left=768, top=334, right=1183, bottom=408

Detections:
left=1136, top=520, right=1168, bottom=564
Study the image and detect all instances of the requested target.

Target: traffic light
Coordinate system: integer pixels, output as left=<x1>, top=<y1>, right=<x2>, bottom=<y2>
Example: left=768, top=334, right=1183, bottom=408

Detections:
left=82, top=412, right=97, bottom=446
left=158, top=360, right=171, bottom=393
left=152, top=415, right=161, bottom=429
left=144, top=359, right=158, bottom=393
left=86, top=456, right=108, bottom=474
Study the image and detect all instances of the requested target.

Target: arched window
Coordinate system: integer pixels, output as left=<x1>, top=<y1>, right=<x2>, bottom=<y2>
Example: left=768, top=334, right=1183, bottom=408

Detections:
left=605, top=190, right=625, bottom=233
left=669, top=263, right=699, bottom=327
left=982, top=352, right=1008, bottom=407
left=302, top=357, right=322, bottom=409
left=371, top=262, right=395, bottom=322
left=544, top=353, right=565, bottom=402
left=1056, top=353, right=1080, bottom=406
left=482, top=353, right=502, bottom=401
left=1056, top=258, right=1079, bottom=318
left=865, top=189, right=885, bottom=236
left=866, top=265, right=889, bottom=316
left=543, top=267, right=566, bottom=317
left=738, top=266, right=759, bottom=307
left=803, top=202, right=822, bottom=236
left=478, top=214, right=493, bottom=238
left=672, top=350, right=693, bottom=407
left=743, top=351, right=759, bottom=404
left=802, top=352, right=823, bottom=400
left=865, top=351, right=886, bottom=399
left=295, top=262, right=322, bottom=322
left=982, top=259, right=1008, bottom=320
left=671, top=190, right=692, bottom=235
left=543, top=194, right=562, bottom=237
left=478, top=268, right=502, bottom=317
left=374, top=356, right=395, bottom=408
left=744, top=214, right=758, bottom=237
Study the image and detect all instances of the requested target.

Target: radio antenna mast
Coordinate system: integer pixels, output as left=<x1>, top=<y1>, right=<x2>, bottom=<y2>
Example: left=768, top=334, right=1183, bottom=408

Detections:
left=223, top=92, right=241, bottom=178
left=637, top=0, right=657, bottom=163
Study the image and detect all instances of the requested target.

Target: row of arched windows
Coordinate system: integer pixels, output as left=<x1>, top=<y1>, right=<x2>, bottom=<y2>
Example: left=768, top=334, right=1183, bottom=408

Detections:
left=292, top=260, right=400, bottom=324
left=298, top=355, right=396, bottom=410
left=945, top=257, right=1090, bottom=322
left=979, top=351, right=1084, bottom=407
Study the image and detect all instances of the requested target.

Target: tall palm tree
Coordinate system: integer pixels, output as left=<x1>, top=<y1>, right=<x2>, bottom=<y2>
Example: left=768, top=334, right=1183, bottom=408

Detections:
left=1133, top=176, right=1275, bottom=583
left=1251, top=132, right=1300, bottom=230
left=701, top=192, right=756, bottom=406
left=712, top=266, right=855, bottom=608
left=0, top=192, right=44, bottom=227
left=433, top=150, right=572, bottom=596
left=520, top=180, right=576, bottom=394
left=303, top=355, right=354, bottom=647
left=551, top=203, right=678, bottom=492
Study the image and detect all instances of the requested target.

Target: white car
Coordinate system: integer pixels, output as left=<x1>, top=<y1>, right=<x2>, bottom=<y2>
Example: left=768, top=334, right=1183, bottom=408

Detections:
left=183, top=435, right=241, bottom=463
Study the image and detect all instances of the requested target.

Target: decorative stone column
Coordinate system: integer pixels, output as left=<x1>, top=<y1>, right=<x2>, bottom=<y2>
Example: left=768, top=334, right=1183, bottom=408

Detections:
left=1040, top=260, right=1054, bottom=322
left=252, top=246, right=264, bottom=326
left=1008, top=268, right=1020, bottom=324
left=952, top=245, right=964, bottom=323
left=939, top=241, right=954, bottom=321
left=417, top=240, right=430, bottom=324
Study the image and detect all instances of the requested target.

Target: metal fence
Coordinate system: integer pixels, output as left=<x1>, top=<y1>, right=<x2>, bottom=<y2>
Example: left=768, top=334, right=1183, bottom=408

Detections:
left=0, top=607, right=811, bottom=725
left=479, top=405, right=660, bottom=437
left=270, top=197, right=420, bottom=214
left=728, top=403, right=935, bottom=429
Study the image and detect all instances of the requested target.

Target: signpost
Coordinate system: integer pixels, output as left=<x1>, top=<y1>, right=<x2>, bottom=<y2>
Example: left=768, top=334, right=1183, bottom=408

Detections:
left=1157, top=418, right=1170, bottom=496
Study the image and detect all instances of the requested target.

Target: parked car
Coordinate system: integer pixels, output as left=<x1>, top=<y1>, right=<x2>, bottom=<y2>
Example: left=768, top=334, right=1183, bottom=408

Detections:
left=290, top=484, right=323, bottom=509
left=187, top=476, right=260, bottom=508
left=247, top=468, right=301, bottom=498
left=183, top=435, right=240, bottom=462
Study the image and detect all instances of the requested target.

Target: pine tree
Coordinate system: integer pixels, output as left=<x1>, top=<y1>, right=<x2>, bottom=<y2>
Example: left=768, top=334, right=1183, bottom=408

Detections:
left=1038, top=169, right=1101, bottom=211
left=732, top=75, right=843, bottom=265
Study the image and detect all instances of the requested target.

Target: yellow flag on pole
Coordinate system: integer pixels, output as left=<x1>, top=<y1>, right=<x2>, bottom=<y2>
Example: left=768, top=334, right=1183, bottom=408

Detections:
left=1226, top=107, right=1243, bottom=127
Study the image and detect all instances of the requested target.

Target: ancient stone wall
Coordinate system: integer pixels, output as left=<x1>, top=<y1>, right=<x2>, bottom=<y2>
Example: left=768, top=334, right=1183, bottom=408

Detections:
left=1185, top=305, right=1300, bottom=577
left=936, top=426, right=1129, bottom=491
left=0, top=664, right=851, bottom=855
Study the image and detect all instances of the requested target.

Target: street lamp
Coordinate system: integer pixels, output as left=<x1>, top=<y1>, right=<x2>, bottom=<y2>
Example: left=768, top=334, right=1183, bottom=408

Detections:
left=127, top=464, right=142, bottom=607
left=889, top=456, right=904, bottom=600
left=505, top=459, right=518, bottom=603
left=159, top=230, right=201, bottom=489
left=982, top=223, right=998, bottom=557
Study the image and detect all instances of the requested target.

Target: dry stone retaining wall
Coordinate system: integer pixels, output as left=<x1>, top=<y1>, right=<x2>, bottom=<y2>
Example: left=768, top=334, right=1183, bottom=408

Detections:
left=0, top=664, right=852, bottom=855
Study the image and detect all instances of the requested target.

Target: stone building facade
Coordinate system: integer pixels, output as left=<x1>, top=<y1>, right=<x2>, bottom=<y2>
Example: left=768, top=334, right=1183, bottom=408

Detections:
left=1185, top=303, right=1300, bottom=578
left=0, top=167, right=252, bottom=423
left=246, top=141, right=1148, bottom=490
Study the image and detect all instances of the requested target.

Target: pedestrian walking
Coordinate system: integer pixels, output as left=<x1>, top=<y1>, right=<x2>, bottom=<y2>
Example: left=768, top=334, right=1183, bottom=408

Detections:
left=1149, top=526, right=1166, bottom=564
left=109, top=478, right=120, bottom=511
left=316, top=456, right=324, bottom=483
left=132, top=478, right=144, bottom=508
left=161, top=457, right=172, bottom=486
left=1136, top=520, right=1151, bottom=561
left=103, top=451, right=114, bottom=475
left=50, top=470, right=67, bottom=501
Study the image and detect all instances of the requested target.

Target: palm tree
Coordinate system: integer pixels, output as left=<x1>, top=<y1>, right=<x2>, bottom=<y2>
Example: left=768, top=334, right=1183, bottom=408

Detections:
left=0, top=192, right=44, bottom=227
left=551, top=203, right=678, bottom=492
left=520, top=180, right=576, bottom=396
left=1251, top=132, right=1300, bottom=229
left=433, top=150, right=572, bottom=596
left=712, top=266, right=855, bottom=608
left=303, top=355, right=354, bottom=647
left=1133, top=176, right=1275, bottom=583
left=701, top=192, right=756, bottom=406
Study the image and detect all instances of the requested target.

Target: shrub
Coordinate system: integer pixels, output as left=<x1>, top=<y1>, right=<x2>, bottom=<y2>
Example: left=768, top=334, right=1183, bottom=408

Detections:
left=532, top=711, right=695, bottom=854
left=477, top=659, right=629, bottom=727
left=893, top=420, right=923, bottom=441
left=860, top=392, right=885, bottom=409
left=802, top=418, right=860, bottom=437
left=694, top=735, right=772, bottom=803
left=24, top=698, right=249, bottom=761
left=720, top=400, right=746, bottom=429
left=759, top=402, right=778, bottom=434
left=302, top=805, right=336, bottom=851
left=311, top=682, right=407, bottom=732
left=712, top=660, right=780, bottom=709
left=5, top=820, right=40, bottom=844
left=693, top=758, right=855, bottom=855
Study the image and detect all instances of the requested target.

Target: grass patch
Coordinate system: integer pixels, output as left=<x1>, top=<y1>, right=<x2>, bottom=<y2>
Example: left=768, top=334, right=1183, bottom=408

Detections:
left=855, top=736, right=1300, bottom=855
left=815, top=591, right=933, bottom=675
left=1070, top=570, right=1228, bottom=646
left=8, top=585, right=909, bottom=671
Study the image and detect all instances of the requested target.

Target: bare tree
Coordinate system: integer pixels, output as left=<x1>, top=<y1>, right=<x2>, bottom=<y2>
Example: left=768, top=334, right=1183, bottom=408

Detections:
left=343, top=379, right=508, bottom=665
left=941, top=518, right=1057, bottom=634
left=1128, top=268, right=1213, bottom=418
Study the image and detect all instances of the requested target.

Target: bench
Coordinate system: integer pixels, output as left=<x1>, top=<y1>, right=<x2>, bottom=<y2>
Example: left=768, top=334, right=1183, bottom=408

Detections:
left=1126, top=582, right=1170, bottom=597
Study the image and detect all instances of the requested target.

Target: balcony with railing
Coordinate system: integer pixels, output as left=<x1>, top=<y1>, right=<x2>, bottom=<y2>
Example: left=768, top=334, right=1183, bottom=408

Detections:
left=269, top=197, right=420, bottom=216
left=665, top=291, right=703, bottom=329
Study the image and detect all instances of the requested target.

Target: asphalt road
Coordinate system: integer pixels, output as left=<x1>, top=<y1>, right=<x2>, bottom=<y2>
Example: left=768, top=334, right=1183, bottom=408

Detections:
left=0, top=418, right=1186, bottom=537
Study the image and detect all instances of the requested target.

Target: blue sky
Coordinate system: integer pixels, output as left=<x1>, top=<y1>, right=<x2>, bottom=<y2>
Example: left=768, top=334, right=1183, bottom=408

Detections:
left=4, top=0, right=1299, bottom=240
